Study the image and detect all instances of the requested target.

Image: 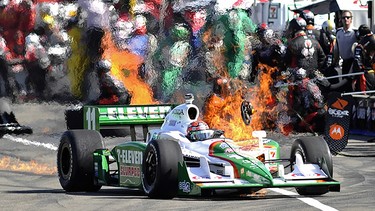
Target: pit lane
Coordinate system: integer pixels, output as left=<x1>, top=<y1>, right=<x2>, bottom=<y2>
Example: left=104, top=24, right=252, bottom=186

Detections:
left=0, top=102, right=374, bottom=211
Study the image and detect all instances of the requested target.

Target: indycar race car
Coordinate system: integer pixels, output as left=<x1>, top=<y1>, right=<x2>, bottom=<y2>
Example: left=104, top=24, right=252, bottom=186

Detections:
left=57, top=94, right=340, bottom=198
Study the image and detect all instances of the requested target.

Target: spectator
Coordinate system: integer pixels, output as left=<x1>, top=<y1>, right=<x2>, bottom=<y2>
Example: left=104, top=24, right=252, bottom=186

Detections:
left=333, top=10, right=358, bottom=92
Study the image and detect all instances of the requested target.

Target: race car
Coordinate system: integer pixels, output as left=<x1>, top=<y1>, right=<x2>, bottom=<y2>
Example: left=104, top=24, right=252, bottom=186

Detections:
left=0, top=98, right=33, bottom=137
left=57, top=94, right=340, bottom=198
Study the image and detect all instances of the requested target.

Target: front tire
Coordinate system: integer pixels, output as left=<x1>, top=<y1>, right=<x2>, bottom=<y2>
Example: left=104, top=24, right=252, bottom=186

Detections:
left=142, top=139, right=183, bottom=199
left=57, top=130, right=104, bottom=192
left=290, top=136, right=333, bottom=195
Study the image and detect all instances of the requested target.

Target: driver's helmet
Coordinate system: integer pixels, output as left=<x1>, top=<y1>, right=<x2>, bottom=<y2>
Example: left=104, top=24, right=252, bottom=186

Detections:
left=186, top=121, right=214, bottom=141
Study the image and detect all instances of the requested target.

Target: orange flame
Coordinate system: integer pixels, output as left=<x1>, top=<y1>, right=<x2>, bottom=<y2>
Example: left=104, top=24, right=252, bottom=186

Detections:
left=249, top=63, right=279, bottom=130
left=0, top=156, right=56, bottom=175
left=101, top=31, right=156, bottom=104
left=203, top=85, right=255, bottom=142
left=203, top=63, right=283, bottom=141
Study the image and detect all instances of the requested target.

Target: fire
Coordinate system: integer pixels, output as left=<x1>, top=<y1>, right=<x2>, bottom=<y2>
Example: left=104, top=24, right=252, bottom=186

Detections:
left=203, top=84, right=255, bottom=142
left=249, top=64, right=279, bottom=130
left=0, top=156, right=56, bottom=175
left=101, top=31, right=156, bottom=104
left=203, top=63, right=282, bottom=141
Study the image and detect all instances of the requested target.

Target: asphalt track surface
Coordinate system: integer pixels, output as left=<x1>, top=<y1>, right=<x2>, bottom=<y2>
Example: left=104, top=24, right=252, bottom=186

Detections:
left=0, top=102, right=374, bottom=211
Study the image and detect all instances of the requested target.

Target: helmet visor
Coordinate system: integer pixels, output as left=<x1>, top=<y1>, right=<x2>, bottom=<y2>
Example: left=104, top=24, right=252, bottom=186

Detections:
left=190, top=130, right=215, bottom=141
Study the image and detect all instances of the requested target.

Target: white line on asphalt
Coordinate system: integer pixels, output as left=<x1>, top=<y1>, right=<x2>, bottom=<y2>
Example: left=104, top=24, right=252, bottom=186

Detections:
left=3, top=134, right=57, bottom=151
left=269, top=188, right=338, bottom=211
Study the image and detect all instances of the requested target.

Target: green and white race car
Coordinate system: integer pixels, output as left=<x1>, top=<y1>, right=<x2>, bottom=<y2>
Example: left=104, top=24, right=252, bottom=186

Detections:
left=57, top=94, right=340, bottom=198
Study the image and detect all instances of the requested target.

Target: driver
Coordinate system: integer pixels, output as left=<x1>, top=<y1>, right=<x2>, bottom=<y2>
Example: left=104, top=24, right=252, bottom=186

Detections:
left=186, top=121, right=216, bottom=141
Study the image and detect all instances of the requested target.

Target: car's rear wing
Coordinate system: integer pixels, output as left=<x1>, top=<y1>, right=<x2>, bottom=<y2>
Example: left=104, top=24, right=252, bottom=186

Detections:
left=83, top=104, right=175, bottom=141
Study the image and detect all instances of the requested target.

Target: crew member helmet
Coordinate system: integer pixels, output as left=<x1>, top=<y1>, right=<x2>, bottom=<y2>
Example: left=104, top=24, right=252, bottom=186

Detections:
left=358, top=24, right=372, bottom=39
left=360, top=34, right=375, bottom=53
left=300, top=10, right=314, bottom=25
left=322, top=20, right=336, bottom=35
left=287, top=17, right=307, bottom=38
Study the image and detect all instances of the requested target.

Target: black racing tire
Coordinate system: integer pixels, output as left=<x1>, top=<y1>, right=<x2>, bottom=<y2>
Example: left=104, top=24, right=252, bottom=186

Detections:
left=65, top=107, right=84, bottom=130
left=290, top=136, right=333, bottom=196
left=142, top=139, right=183, bottom=199
left=57, top=130, right=104, bottom=192
left=241, top=100, right=253, bottom=125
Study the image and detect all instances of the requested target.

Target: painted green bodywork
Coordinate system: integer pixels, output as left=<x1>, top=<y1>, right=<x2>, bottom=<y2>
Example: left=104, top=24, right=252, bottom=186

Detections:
left=210, top=140, right=274, bottom=184
left=94, top=138, right=339, bottom=196
left=83, top=104, right=174, bottom=130
left=94, top=141, right=146, bottom=188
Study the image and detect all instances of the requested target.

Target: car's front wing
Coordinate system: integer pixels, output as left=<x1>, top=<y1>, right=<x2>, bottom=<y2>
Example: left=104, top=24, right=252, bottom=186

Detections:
left=177, top=162, right=340, bottom=196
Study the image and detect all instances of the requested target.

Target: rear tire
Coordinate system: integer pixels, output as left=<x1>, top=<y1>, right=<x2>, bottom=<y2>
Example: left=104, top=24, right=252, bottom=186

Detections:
left=57, top=130, right=104, bottom=192
left=142, top=139, right=183, bottom=199
left=290, top=136, right=333, bottom=195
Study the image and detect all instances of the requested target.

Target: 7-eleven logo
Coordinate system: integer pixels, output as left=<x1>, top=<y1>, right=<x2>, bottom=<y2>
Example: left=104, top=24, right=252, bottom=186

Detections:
left=329, top=124, right=345, bottom=140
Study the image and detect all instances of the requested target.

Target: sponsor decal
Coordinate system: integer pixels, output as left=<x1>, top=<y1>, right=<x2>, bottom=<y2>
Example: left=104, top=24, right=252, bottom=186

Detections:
left=105, top=106, right=171, bottom=120
left=291, top=173, right=304, bottom=177
left=328, top=108, right=349, bottom=118
left=179, top=180, right=191, bottom=193
left=329, top=124, right=345, bottom=140
left=246, top=170, right=253, bottom=177
left=219, top=142, right=230, bottom=149
left=328, top=98, right=350, bottom=118
left=291, top=172, right=321, bottom=177
left=184, top=153, right=200, bottom=160
left=172, top=109, right=184, bottom=115
left=228, top=154, right=243, bottom=160
left=120, top=165, right=140, bottom=177
left=117, top=149, right=143, bottom=164
left=192, top=176, right=211, bottom=179
left=171, top=109, right=184, bottom=120
left=168, top=119, right=177, bottom=126
left=332, top=99, right=348, bottom=110
left=242, top=160, right=258, bottom=169
left=269, top=150, right=277, bottom=159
